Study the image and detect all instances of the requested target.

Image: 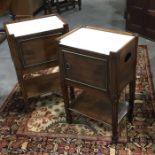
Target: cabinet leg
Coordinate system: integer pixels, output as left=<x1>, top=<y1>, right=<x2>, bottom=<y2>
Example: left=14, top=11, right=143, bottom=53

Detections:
left=128, top=80, right=135, bottom=122
left=70, top=86, right=75, bottom=101
left=23, top=97, right=29, bottom=113
left=44, top=0, right=52, bottom=14
left=56, top=0, right=61, bottom=13
left=62, top=85, right=72, bottom=123
left=112, top=112, right=118, bottom=143
left=78, top=0, right=81, bottom=10
left=21, top=89, right=30, bottom=113
left=111, top=94, right=119, bottom=143
left=19, top=84, right=29, bottom=112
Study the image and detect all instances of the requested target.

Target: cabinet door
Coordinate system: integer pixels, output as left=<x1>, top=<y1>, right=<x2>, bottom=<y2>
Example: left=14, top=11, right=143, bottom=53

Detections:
left=17, top=33, right=60, bottom=69
left=63, top=50, right=108, bottom=91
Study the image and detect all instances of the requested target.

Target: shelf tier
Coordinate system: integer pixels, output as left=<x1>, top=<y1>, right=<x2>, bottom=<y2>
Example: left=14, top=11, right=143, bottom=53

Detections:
left=23, top=72, right=60, bottom=97
left=69, top=91, right=129, bottom=126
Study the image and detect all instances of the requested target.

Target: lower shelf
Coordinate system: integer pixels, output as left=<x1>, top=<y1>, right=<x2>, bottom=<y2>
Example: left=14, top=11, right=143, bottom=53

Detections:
left=23, top=72, right=60, bottom=97
left=69, top=91, right=129, bottom=126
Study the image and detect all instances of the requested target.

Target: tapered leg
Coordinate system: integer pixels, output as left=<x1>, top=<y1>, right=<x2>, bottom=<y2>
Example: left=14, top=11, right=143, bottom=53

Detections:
left=111, top=94, right=119, bottom=143
left=128, top=80, right=135, bottom=122
left=20, top=85, right=30, bottom=113
left=44, top=0, right=52, bottom=14
left=69, top=86, right=75, bottom=101
left=70, top=0, right=75, bottom=8
left=16, top=81, right=28, bottom=112
left=62, top=84, right=72, bottom=123
left=23, top=97, right=29, bottom=112
left=78, top=0, right=81, bottom=10
left=65, top=0, right=69, bottom=10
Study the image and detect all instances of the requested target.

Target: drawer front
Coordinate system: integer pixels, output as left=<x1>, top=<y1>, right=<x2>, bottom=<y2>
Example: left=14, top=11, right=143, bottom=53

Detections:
left=63, top=50, right=108, bottom=91
left=17, top=33, right=61, bottom=68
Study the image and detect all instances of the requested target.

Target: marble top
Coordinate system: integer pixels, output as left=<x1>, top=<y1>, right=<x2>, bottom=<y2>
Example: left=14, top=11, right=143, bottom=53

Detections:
left=60, top=28, right=135, bottom=55
left=6, top=16, right=64, bottom=37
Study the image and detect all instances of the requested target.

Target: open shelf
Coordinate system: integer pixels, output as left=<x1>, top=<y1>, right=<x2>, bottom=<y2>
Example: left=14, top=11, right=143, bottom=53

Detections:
left=69, top=91, right=129, bottom=126
left=24, top=72, right=60, bottom=97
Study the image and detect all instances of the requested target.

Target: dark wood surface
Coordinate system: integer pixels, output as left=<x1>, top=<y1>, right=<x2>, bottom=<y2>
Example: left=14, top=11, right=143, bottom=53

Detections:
left=126, top=0, right=155, bottom=40
left=58, top=26, right=138, bottom=143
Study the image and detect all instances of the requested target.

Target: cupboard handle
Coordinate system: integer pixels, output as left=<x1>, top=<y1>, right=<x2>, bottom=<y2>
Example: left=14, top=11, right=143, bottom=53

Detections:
left=124, top=52, right=132, bottom=63
left=65, top=62, right=72, bottom=70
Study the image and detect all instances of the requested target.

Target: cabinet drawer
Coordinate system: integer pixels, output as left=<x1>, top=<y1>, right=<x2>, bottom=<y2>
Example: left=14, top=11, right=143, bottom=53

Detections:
left=63, top=50, right=108, bottom=91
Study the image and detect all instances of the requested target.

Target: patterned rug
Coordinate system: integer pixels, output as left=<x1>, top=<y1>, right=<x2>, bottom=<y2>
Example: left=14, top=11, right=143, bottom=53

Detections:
left=0, top=45, right=155, bottom=154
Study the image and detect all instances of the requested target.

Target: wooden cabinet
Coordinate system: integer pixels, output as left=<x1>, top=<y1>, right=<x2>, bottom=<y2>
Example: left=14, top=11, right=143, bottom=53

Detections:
left=126, top=0, right=155, bottom=40
left=5, top=14, right=69, bottom=105
left=58, top=26, right=138, bottom=143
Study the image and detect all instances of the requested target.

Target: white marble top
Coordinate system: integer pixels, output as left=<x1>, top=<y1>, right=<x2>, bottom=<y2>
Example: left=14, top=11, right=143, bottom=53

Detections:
left=6, top=16, right=64, bottom=37
left=60, top=28, right=135, bottom=55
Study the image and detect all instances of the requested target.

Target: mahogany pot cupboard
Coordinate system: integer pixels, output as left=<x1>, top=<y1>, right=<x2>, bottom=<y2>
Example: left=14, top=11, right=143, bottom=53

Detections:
left=58, top=26, right=138, bottom=143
